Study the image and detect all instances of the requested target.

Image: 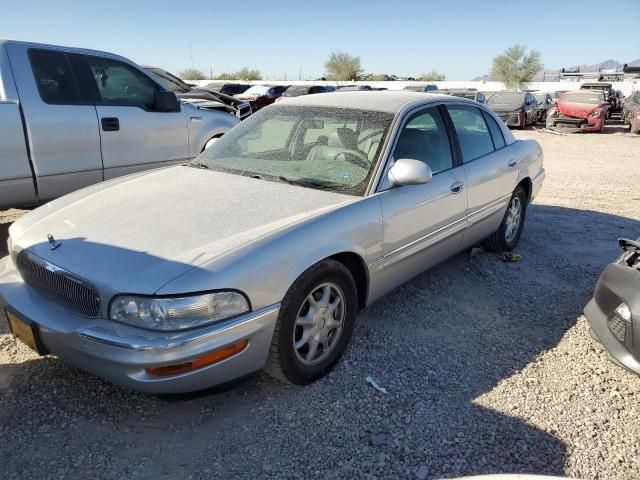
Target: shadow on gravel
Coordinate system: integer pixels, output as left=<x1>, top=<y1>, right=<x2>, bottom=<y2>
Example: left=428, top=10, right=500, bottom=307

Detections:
left=0, top=205, right=639, bottom=479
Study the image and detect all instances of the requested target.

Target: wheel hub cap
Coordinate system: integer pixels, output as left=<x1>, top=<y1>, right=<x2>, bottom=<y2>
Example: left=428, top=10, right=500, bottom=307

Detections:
left=293, top=283, right=345, bottom=366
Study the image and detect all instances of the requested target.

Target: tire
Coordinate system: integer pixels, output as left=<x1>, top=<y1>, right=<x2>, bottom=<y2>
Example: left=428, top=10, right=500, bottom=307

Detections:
left=203, top=136, right=221, bottom=151
left=265, top=259, right=358, bottom=385
left=483, top=185, right=527, bottom=252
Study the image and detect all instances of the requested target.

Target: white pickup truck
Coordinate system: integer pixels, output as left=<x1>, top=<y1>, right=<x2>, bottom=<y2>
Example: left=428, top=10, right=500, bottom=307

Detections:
left=0, top=40, right=239, bottom=209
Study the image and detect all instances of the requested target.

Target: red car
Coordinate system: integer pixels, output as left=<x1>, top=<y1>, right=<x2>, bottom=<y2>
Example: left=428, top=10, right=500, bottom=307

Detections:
left=546, top=91, right=609, bottom=133
left=234, top=85, right=288, bottom=112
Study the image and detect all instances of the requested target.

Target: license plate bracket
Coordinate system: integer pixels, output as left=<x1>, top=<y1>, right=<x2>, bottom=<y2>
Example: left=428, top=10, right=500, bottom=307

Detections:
left=5, top=307, right=47, bottom=355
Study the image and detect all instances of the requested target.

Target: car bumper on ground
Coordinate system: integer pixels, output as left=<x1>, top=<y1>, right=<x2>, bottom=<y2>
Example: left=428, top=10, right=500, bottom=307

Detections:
left=0, top=256, right=280, bottom=393
left=584, top=260, right=640, bottom=375
left=497, top=111, right=525, bottom=128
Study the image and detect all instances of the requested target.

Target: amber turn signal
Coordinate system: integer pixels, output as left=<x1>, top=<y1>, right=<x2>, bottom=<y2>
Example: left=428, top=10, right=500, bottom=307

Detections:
left=145, top=339, right=249, bottom=377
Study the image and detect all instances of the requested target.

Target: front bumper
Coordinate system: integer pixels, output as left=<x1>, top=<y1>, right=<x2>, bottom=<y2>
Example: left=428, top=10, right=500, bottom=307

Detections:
left=546, top=114, right=603, bottom=132
left=584, top=261, right=640, bottom=375
left=0, top=256, right=279, bottom=393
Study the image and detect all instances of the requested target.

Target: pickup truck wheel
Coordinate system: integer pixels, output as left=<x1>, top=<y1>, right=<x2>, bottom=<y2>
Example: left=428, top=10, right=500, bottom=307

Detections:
left=483, top=185, right=527, bottom=253
left=265, top=259, right=357, bottom=385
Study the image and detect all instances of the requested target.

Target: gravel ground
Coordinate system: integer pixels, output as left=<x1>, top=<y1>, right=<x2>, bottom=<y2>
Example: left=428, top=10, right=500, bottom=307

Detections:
left=1, top=122, right=640, bottom=479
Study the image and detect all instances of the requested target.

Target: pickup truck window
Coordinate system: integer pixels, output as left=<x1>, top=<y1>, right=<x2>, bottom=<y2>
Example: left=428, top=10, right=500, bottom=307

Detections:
left=29, top=49, right=81, bottom=104
left=86, top=56, right=158, bottom=110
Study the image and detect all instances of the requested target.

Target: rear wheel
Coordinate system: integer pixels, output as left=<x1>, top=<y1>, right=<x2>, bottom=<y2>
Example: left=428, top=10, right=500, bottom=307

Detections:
left=265, top=259, right=358, bottom=385
left=483, top=186, right=527, bottom=252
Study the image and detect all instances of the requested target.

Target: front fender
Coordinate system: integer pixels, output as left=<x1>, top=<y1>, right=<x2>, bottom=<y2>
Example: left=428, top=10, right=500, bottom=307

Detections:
left=156, top=195, right=383, bottom=310
left=184, top=103, right=239, bottom=156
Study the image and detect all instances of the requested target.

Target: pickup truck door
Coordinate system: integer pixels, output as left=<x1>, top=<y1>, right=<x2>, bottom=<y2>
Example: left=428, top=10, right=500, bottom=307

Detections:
left=6, top=45, right=103, bottom=202
left=372, top=105, right=468, bottom=297
left=445, top=105, right=518, bottom=248
left=84, top=55, right=189, bottom=180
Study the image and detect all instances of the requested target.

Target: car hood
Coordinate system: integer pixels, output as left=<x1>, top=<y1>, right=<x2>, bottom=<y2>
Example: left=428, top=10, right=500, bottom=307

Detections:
left=489, top=104, right=523, bottom=113
left=11, top=166, right=356, bottom=294
left=556, top=101, right=596, bottom=119
left=234, top=94, right=261, bottom=101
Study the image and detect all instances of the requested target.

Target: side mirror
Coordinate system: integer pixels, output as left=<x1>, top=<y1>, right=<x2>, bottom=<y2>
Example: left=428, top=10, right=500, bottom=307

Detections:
left=154, top=91, right=180, bottom=112
left=388, top=158, right=432, bottom=186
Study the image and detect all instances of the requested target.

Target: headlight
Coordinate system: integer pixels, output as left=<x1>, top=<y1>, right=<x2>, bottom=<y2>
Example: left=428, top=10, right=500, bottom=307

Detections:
left=589, top=110, right=601, bottom=118
left=109, top=291, right=250, bottom=331
left=615, top=302, right=632, bottom=323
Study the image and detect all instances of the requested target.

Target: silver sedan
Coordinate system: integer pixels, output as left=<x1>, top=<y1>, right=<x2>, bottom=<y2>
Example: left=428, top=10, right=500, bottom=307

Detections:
left=0, top=91, right=545, bottom=393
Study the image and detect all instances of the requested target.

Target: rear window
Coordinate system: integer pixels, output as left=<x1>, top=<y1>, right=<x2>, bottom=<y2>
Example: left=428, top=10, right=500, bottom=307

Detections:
left=29, top=49, right=81, bottom=104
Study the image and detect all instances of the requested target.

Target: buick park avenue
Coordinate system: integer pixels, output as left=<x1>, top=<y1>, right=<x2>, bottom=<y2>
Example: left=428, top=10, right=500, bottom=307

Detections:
left=0, top=91, right=545, bottom=393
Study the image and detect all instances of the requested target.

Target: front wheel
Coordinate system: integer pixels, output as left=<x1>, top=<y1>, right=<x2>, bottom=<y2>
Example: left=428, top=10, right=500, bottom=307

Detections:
left=265, top=259, right=358, bottom=385
left=483, top=186, right=527, bottom=252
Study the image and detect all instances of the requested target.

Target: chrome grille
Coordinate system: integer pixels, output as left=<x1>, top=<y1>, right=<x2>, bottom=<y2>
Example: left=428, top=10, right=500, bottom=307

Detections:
left=16, top=251, right=100, bottom=317
left=607, top=314, right=626, bottom=343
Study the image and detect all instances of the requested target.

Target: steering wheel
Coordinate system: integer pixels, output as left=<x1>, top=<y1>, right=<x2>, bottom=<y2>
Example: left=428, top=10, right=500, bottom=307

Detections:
left=334, top=149, right=370, bottom=169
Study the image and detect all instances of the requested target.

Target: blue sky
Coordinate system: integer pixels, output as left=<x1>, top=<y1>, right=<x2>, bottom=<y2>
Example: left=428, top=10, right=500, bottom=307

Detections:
left=2, top=0, right=639, bottom=80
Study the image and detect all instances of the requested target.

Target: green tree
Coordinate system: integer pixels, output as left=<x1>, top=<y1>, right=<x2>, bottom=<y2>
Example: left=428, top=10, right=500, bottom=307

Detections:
left=324, top=52, right=363, bottom=81
left=491, top=45, right=542, bottom=88
left=235, top=67, right=262, bottom=81
left=417, top=70, right=446, bottom=81
left=214, top=72, right=236, bottom=80
left=179, top=68, right=206, bottom=80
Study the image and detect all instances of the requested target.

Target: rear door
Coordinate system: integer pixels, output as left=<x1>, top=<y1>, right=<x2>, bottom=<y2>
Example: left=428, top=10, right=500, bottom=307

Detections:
left=7, top=44, right=103, bottom=201
left=445, top=104, right=517, bottom=248
left=376, top=105, right=467, bottom=290
left=84, top=55, right=189, bottom=180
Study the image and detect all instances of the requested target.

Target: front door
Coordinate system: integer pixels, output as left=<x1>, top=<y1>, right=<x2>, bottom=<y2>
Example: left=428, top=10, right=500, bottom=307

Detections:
left=84, top=55, right=189, bottom=180
left=9, top=45, right=103, bottom=201
left=374, top=106, right=468, bottom=296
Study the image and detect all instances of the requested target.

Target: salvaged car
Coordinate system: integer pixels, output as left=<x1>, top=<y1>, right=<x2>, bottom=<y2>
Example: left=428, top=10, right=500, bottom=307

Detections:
left=0, top=91, right=545, bottom=393
left=274, top=84, right=328, bottom=102
left=438, top=89, right=486, bottom=104
left=203, top=82, right=250, bottom=96
left=533, top=92, right=554, bottom=123
left=580, top=82, right=617, bottom=114
left=485, top=91, right=538, bottom=128
left=621, top=90, right=640, bottom=134
left=403, top=84, right=438, bottom=92
left=585, top=238, right=640, bottom=375
left=234, top=84, right=288, bottom=111
left=143, top=66, right=252, bottom=120
left=546, top=91, right=609, bottom=133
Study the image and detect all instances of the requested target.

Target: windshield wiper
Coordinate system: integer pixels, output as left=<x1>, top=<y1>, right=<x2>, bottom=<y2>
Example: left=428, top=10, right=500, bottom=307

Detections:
left=278, top=176, right=346, bottom=190
left=188, top=161, right=210, bottom=170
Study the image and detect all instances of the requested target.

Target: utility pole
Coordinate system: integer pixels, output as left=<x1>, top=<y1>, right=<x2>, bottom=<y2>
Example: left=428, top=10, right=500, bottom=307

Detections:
left=188, top=38, right=194, bottom=69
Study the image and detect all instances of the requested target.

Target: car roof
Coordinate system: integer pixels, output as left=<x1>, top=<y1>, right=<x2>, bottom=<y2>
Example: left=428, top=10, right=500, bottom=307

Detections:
left=279, top=91, right=462, bottom=113
left=0, top=39, right=131, bottom=64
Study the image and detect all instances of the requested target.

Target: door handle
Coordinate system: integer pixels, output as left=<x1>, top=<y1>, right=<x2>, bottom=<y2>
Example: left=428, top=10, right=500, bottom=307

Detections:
left=101, top=117, right=120, bottom=131
left=450, top=181, right=465, bottom=194
left=508, top=159, right=517, bottom=168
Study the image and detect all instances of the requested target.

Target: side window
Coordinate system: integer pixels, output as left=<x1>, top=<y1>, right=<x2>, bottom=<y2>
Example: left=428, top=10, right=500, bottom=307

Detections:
left=85, top=56, right=158, bottom=109
left=392, top=107, right=453, bottom=174
left=447, top=105, right=494, bottom=162
left=29, top=49, right=81, bottom=104
left=481, top=110, right=506, bottom=149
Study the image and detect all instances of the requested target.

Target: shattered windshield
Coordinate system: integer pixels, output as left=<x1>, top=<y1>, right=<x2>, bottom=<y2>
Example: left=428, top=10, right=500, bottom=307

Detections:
left=195, top=105, right=393, bottom=196
left=283, top=86, right=311, bottom=97
left=487, top=92, right=525, bottom=107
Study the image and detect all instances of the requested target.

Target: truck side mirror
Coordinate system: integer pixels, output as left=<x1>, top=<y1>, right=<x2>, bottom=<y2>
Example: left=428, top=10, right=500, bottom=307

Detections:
left=154, top=91, right=180, bottom=112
